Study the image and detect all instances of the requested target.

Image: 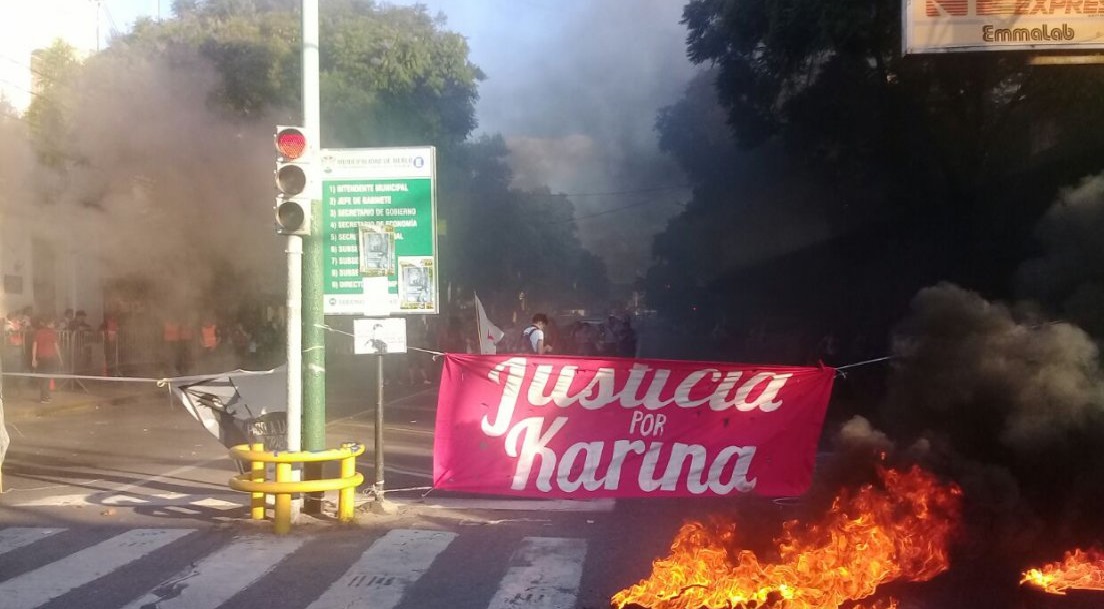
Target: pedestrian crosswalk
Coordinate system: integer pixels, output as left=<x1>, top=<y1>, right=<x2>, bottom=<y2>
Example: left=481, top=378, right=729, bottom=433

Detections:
left=0, top=526, right=593, bottom=609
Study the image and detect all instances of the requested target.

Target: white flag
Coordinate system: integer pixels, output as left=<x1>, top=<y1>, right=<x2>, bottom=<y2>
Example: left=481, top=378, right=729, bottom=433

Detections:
left=474, top=292, right=504, bottom=354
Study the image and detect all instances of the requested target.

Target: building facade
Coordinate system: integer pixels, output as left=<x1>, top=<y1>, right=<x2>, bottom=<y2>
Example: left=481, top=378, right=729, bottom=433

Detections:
left=1, top=209, right=103, bottom=324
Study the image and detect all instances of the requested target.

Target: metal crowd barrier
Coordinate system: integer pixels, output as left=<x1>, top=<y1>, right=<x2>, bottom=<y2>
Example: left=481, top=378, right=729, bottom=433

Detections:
left=2, top=327, right=170, bottom=380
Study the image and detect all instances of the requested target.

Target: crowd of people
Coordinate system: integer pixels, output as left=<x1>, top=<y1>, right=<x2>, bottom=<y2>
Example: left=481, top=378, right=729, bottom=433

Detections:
left=2, top=306, right=89, bottom=403
left=1, top=297, right=648, bottom=402
left=1, top=305, right=290, bottom=387
left=432, top=310, right=639, bottom=358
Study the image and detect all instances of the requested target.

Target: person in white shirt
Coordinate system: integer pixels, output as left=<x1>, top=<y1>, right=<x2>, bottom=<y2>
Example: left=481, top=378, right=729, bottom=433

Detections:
left=522, top=313, right=553, bottom=354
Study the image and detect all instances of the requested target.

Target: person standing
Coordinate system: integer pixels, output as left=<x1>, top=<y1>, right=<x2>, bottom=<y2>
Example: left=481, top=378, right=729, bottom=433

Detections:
left=4, top=310, right=26, bottom=385
left=617, top=315, right=638, bottom=358
left=68, top=310, right=93, bottom=373
left=31, top=318, right=63, bottom=404
left=522, top=313, right=553, bottom=354
left=199, top=316, right=220, bottom=370
left=162, top=316, right=181, bottom=375
left=100, top=312, right=119, bottom=376
left=600, top=315, right=620, bottom=356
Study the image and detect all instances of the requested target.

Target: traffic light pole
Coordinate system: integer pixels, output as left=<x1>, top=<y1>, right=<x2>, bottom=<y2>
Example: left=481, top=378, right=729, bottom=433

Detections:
left=285, top=233, right=303, bottom=518
left=300, top=0, right=327, bottom=515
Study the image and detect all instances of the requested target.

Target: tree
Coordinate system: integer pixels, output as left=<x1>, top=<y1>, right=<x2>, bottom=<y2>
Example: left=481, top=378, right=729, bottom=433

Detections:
left=23, top=40, right=82, bottom=167
left=438, top=136, right=609, bottom=317
left=24, top=0, right=606, bottom=321
left=124, top=0, right=483, bottom=146
left=643, top=0, right=1104, bottom=347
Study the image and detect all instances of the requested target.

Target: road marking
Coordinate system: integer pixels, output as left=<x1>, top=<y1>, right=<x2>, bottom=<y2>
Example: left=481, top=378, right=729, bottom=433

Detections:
left=486, top=537, right=587, bottom=609
left=8, top=492, right=242, bottom=508
left=110, top=459, right=230, bottom=495
left=305, top=529, right=457, bottom=609
left=389, top=497, right=617, bottom=512
left=121, top=535, right=306, bottom=609
left=0, top=528, right=64, bottom=556
left=0, top=528, right=194, bottom=609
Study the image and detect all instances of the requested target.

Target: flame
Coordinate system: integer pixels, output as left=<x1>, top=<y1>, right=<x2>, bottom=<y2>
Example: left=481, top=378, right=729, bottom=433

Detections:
left=611, top=466, right=961, bottom=609
left=1022, top=548, right=1104, bottom=595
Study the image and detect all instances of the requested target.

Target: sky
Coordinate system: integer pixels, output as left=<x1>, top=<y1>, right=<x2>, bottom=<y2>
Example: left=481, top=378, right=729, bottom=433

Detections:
left=3, top=0, right=697, bottom=278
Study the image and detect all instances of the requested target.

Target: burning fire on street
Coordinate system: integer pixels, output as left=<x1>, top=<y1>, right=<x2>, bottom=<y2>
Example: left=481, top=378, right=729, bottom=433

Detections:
left=611, top=466, right=961, bottom=609
left=1022, top=548, right=1104, bottom=595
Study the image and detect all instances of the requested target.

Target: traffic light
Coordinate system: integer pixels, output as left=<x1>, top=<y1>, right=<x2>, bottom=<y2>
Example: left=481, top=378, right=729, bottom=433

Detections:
left=274, top=125, right=314, bottom=235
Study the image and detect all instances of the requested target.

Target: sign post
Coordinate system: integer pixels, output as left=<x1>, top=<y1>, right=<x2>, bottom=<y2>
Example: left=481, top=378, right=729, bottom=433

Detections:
left=352, top=316, right=408, bottom=503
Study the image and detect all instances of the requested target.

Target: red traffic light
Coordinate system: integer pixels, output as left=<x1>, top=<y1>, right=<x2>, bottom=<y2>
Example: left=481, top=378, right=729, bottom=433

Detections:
left=275, top=128, right=307, bottom=160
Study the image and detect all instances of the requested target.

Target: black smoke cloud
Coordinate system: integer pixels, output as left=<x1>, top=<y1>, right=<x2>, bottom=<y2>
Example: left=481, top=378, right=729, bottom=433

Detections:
left=811, top=173, right=1104, bottom=558
left=1018, top=173, right=1104, bottom=338
left=884, top=283, right=1104, bottom=451
left=820, top=281, right=1104, bottom=550
left=13, top=48, right=284, bottom=314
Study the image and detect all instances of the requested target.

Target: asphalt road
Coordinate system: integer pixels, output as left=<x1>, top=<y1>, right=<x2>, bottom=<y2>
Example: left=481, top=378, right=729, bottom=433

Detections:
left=0, top=365, right=783, bottom=609
left=0, top=344, right=1015, bottom=609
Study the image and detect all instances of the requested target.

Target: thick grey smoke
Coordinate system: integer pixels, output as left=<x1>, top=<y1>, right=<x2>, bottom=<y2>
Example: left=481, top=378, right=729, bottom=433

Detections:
left=819, top=319, right=1101, bottom=556
left=19, top=49, right=284, bottom=314
left=1018, top=172, right=1104, bottom=337
left=0, top=114, right=36, bottom=209
left=476, top=0, right=696, bottom=279
left=809, top=182, right=1104, bottom=553
left=884, top=283, right=1104, bottom=450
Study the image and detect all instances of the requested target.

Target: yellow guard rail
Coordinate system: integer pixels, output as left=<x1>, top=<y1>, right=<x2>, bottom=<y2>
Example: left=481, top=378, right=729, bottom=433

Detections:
left=228, top=442, right=365, bottom=534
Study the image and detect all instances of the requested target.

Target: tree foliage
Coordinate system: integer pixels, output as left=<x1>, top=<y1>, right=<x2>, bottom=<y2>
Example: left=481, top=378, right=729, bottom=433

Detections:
left=643, top=0, right=1104, bottom=350
left=439, top=136, right=609, bottom=316
left=125, top=0, right=483, bottom=146
left=24, top=41, right=82, bottom=167
left=22, top=0, right=607, bottom=317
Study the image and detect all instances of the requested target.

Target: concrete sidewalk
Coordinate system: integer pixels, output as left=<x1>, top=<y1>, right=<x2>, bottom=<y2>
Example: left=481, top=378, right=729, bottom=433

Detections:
left=2, top=377, right=164, bottom=421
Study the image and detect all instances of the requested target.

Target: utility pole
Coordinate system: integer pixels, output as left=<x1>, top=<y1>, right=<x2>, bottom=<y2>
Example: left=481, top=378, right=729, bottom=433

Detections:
left=300, top=0, right=327, bottom=515
left=94, top=0, right=103, bottom=51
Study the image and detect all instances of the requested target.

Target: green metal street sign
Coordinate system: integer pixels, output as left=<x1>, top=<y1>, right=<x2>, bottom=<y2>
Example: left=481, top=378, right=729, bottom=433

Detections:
left=320, top=147, right=437, bottom=315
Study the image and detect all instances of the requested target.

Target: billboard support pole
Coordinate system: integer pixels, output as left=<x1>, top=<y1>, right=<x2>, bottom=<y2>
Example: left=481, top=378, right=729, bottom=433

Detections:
left=373, top=354, right=386, bottom=506
left=301, top=0, right=327, bottom=515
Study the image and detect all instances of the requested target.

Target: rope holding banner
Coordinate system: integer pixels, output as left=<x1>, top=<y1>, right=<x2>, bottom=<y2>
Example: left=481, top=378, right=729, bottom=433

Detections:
left=834, top=355, right=894, bottom=378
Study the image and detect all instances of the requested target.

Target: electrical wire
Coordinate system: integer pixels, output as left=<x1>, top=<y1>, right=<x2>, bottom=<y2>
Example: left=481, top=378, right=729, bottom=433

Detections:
left=527, top=184, right=691, bottom=198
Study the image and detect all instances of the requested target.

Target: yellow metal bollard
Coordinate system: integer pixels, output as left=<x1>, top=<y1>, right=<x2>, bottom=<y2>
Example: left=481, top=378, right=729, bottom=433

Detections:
left=250, top=442, right=265, bottom=520
left=339, top=443, right=356, bottom=522
left=227, top=443, right=365, bottom=534
left=274, top=462, right=292, bottom=535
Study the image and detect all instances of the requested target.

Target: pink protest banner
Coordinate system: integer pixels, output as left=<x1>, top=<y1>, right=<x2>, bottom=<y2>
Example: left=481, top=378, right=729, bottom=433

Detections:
left=433, top=354, right=835, bottom=498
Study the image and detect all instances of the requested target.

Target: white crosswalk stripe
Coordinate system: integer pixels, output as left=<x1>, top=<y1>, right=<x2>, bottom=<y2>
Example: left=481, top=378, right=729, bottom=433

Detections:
left=305, top=529, right=458, bottom=609
left=486, top=537, right=588, bottom=609
left=0, top=526, right=590, bottom=609
left=0, top=528, right=195, bottom=609
left=120, top=535, right=307, bottom=609
left=0, top=528, right=64, bottom=556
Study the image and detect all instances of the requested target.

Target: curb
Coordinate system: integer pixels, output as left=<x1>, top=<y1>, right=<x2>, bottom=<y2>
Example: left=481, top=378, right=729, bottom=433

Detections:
left=3, top=388, right=163, bottom=419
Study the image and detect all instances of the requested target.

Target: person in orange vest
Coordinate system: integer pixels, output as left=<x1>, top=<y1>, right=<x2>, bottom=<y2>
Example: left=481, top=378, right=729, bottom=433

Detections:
left=4, top=311, right=24, bottom=381
left=162, top=316, right=181, bottom=375
left=199, top=316, right=220, bottom=369
left=5, top=307, right=32, bottom=387
left=31, top=317, right=63, bottom=403
left=178, top=315, right=196, bottom=375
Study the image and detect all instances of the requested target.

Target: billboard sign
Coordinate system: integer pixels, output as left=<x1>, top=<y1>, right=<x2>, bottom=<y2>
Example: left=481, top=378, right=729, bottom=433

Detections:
left=905, top=0, right=1104, bottom=54
left=320, top=147, right=437, bottom=315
